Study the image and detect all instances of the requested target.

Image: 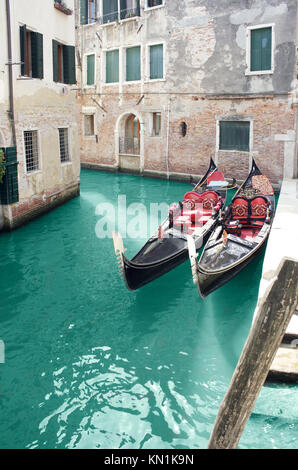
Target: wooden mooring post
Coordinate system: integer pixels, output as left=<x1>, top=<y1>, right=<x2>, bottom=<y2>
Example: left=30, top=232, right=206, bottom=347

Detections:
left=208, top=258, right=298, bottom=449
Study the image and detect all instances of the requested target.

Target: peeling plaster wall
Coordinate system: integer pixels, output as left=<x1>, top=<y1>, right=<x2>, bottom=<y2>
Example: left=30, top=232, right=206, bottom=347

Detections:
left=77, top=0, right=297, bottom=184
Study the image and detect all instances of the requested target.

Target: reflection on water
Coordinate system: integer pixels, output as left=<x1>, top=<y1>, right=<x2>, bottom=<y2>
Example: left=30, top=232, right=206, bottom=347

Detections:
left=0, top=170, right=297, bottom=449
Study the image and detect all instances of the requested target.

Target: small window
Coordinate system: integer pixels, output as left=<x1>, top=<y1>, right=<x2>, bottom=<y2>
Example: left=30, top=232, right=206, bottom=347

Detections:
left=80, top=0, right=97, bottom=25
left=86, top=54, right=95, bottom=85
left=24, top=131, right=39, bottom=172
left=147, top=0, right=163, bottom=7
left=149, top=44, right=163, bottom=79
left=219, top=121, right=250, bottom=152
left=84, top=115, right=95, bottom=136
left=126, top=46, right=141, bottom=82
left=181, top=121, right=187, bottom=137
left=58, top=128, right=70, bottom=163
left=106, top=49, right=119, bottom=83
left=20, top=25, right=43, bottom=78
left=152, top=112, right=161, bottom=136
left=249, top=26, right=272, bottom=72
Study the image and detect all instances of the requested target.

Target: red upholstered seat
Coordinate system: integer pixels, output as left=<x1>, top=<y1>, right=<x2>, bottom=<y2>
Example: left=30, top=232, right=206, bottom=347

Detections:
left=231, top=197, right=249, bottom=220
left=201, top=191, right=219, bottom=211
left=183, top=191, right=203, bottom=203
left=251, top=196, right=268, bottom=219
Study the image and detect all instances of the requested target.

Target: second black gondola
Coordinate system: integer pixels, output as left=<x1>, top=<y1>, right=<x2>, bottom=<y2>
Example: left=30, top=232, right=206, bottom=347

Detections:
left=188, top=159, right=275, bottom=298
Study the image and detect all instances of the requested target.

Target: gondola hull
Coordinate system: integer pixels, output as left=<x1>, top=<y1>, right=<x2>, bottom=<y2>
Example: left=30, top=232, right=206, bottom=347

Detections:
left=122, top=227, right=213, bottom=291
left=197, top=233, right=268, bottom=298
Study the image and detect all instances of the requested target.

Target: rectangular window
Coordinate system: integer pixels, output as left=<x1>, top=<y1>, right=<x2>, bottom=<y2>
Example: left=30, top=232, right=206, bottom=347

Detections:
left=24, top=130, right=39, bottom=172
left=53, top=40, right=76, bottom=84
left=219, top=121, right=250, bottom=152
left=120, top=0, right=140, bottom=20
left=58, top=128, right=70, bottom=163
left=84, top=115, right=95, bottom=136
left=150, top=44, right=163, bottom=79
left=102, top=0, right=118, bottom=23
left=250, top=26, right=272, bottom=72
left=106, top=49, right=119, bottom=83
left=80, top=0, right=97, bottom=24
left=86, top=54, right=95, bottom=85
left=20, top=25, right=43, bottom=78
left=147, top=0, right=163, bottom=7
left=152, top=112, right=161, bottom=136
left=126, top=46, right=141, bottom=82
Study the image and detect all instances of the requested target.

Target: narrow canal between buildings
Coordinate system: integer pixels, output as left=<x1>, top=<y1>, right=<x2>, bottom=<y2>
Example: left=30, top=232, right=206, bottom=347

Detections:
left=0, top=169, right=297, bottom=449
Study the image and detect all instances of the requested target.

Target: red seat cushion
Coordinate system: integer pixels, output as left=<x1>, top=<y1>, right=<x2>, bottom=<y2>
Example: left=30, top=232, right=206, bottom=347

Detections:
left=231, top=197, right=249, bottom=220
left=201, top=191, right=219, bottom=210
left=251, top=197, right=268, bottom=218
left=183, top=191, right=203, bottom=203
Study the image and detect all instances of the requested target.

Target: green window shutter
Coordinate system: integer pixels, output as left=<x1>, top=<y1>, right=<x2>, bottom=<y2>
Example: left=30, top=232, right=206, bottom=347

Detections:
left=87, top=54, right=95, bottom=85
left=150, top=44, right=163, bottom=79
left=0, top=147, right=19, bottom=205
left=20, top=25, right=27, bottom=76
left=106, top=49, right=119, bottom=83
left=80, top=0, right=88, bottom=24
left=126, top=46, right=141, bottom=82
left=63, top=45, right=76, bottom=84
left=250, top=27, right=272, bottom=72
left=31, top=32, right=43, bottom=79
left=52, top=40, right=59, bottom=82
left=103, top=0, right=118, bottom=23
left=219, top=121, right=250, bottom=152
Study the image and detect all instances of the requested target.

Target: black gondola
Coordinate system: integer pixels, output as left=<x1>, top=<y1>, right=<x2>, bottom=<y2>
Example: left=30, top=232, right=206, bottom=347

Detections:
left=113, top=158, right=230, bottom=290
left=187, top=159, right=275, bottom=298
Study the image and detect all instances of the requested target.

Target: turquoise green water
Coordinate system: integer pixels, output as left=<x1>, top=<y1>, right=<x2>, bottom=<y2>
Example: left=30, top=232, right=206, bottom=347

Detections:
left=0, top=169, right=297, bottom=449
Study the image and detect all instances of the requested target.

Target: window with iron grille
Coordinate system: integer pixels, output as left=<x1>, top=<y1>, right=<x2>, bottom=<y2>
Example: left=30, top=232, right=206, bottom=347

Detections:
left=24, top=130, right=39, bottom=172
left=58, top=128, right=70, bottom=162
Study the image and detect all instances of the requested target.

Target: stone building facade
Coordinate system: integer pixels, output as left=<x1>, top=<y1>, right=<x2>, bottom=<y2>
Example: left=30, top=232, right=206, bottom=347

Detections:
left=0, top=0, right=80, bottom=231
left=76, top=0, right=298, bottom=187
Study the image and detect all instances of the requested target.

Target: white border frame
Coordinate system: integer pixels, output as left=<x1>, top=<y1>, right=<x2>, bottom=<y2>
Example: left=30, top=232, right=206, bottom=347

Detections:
left=123, top=44, right=143, bottom=84
left=144, top=0, right=165, bottom=12
left=216, top=118, right=253, bottom=153
left=84, top=52, right=96, bottom=88
left=102, top=48, right=120, bottom=85
left=82, top=110, right=97, bottom=140
left=145, top=42, right=166, bottom=82
left=245, top=23, right=275, bottom=76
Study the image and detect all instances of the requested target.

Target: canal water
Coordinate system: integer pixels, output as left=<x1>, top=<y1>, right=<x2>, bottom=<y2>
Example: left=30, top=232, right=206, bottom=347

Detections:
left=0, top=169, right=297, bottom=449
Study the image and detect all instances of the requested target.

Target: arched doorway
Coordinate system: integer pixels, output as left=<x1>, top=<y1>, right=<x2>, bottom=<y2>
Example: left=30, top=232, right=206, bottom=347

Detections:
left=116, top=112, right=143, bottom=173
left=121, top=113, right=140, bottom=156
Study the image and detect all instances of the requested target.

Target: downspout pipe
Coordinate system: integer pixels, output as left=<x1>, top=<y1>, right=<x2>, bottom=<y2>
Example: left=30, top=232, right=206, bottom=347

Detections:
left=5, top=0, right=17, bottom=147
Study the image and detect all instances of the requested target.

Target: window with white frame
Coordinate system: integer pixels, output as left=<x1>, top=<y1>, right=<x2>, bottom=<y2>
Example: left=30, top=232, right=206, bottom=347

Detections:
left=126, top=46, right=141, bottom=81
left=86, top=53, right=95, bottom=86
left=149, top=44, right=164, bottom=79
left=58, top=128, right=70, bottom=163
left=105, top=49, right=119, bottom=83
left=147, top=0, right=163, bottom=8
left=219, top=121, right=250, bottom=152
left=149, top=112, right=161, bottom=136
left=247, top=25, right=274, bottom=74
left=84, top=114, right=95, bottom=136
left=24, top=130, right=39, bottom=172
